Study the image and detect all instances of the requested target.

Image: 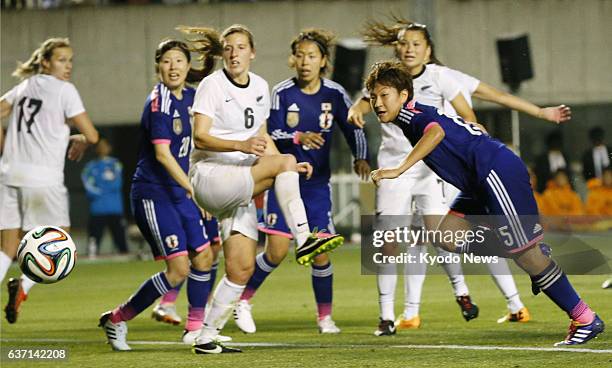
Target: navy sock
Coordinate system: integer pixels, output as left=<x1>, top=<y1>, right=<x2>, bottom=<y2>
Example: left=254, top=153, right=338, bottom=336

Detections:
left=312, top=262, right=333, bottom=319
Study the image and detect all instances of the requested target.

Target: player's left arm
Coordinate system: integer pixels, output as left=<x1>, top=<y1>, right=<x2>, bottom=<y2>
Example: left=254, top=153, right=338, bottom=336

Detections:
left=472, top=82, right=571, bottom=123
left=337, top=93, right=370, bottom=180
left=0, top=99, right=12, bottom=153
left=67, top=112, right=100, bottom=162
left=371, top=123, right=445, bottom=186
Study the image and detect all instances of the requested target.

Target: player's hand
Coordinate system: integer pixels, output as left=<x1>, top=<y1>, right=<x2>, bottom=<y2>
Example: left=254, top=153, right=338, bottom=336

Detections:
left=241, top=136, right=267, bottom=156
left=185, top=184, right=195, bottom=199
left=67, top=134, right=89, bottom=162
left=353, top=159, right=371, bottom=181
left=539, top=105, right=571, bottom=124
left=348, top=106, right=366, bottom=128
left=297, top=162, right=313, bottom=180
left=370, top=168, right=400, bottom=187
left=472, top=122, right=489, bottom=135
left=298, top=131, right=325, bottom=149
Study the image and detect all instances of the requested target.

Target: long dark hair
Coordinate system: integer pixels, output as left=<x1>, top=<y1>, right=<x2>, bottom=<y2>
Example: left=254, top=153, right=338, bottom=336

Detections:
left=362, top=15, right=443, bottom=65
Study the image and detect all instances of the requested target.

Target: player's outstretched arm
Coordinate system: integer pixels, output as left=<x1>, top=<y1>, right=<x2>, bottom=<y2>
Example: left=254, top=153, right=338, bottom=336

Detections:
left=371, top=124, right=445, bottom=186
left=472, top=82, right=571, bottom=123
left=347, top=98, right=372, bottom=128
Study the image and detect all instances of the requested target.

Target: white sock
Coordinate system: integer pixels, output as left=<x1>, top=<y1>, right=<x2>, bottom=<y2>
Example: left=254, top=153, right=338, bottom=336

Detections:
left=197, top=276, right=245, bottom=343
left=20, top=274, right=36, bottom=295
left=0, top=251, right=12, bottom=283
left=487, top=259, right=523, bottom=313
left=403, top=245, right=427, bottom=318
left=274, top=171, right=310, bottom=246
left=377, top=263, right=397, bottom=321
left=437, top=248, right=469, bottom=296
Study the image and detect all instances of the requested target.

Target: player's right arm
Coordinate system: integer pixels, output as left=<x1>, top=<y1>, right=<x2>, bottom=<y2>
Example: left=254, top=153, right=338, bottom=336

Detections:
left=0, top=98, right=12, bottom=152
left=192, top=112, right=267, bottom=156
left=153, top=143, right=194, bottom=197
left=347, top=98, right=372, bottom=128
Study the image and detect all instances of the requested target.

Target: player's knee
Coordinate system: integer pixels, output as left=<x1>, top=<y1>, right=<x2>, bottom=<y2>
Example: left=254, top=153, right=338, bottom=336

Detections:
left=166, top=261, right=190, bottom=286
left=266, top=246, right=288, bottom=264
left=190, top=247, right=213, bottom=271
left=278, top=154, right=297, bottom=172
left=225, top=259, right=255, bottom=284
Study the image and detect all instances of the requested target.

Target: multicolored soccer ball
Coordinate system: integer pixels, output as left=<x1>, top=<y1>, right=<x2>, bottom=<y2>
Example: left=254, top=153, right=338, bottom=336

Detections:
left=17, top=226, right=77, bottom=284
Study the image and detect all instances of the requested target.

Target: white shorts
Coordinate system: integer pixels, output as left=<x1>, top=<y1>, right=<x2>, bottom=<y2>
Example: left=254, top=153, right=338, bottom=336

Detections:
left=0, top=184, right=70, bottom=231
left=191, top=158, right=257, bottom=241
left=376, top=174, right=448, bottom=216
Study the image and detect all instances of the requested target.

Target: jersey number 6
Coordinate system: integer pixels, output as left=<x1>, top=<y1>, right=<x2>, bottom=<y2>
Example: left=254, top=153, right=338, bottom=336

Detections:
left=244, top=107, right=254, bottom=129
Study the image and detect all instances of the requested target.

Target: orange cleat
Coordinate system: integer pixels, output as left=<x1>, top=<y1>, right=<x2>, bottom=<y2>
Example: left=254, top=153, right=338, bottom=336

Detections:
left=497, top=307, right=531, bottom=323
left=5, top=278, right=28, bottom=324
left=396, top=315, right=421, bottom=329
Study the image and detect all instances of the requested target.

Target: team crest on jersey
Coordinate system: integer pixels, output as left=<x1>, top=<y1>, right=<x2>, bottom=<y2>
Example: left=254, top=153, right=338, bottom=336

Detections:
left=266, top=213, right=278, bottom=226
left=286, top=103, right=300, bottom=128
left=165, top=234, right=179, bottom=249
left=172, top=110, right=183, bottom=135
left=319, top=102, right=333, bottom=130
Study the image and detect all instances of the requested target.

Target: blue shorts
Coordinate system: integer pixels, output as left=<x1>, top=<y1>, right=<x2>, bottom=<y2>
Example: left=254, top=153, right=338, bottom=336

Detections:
left=450, top=149, right=543, bottom=254
left=260, top=181, right=335, bottom=239
left=203, top=217, right=220, bottom=243
left=131, top=183, right=209, bottom=261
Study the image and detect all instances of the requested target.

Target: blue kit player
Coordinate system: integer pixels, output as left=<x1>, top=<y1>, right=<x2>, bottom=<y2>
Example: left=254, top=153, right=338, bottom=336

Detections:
left=232, top=29, right=369, bottom=335
left=367, top=60, right=604, bottom=346
left=99, top=40, right=214, bottom=351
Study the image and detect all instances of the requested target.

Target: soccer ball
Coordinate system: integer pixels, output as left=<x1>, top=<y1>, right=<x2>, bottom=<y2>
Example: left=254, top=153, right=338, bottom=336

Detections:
left=17, top=226, right=77, bottom=284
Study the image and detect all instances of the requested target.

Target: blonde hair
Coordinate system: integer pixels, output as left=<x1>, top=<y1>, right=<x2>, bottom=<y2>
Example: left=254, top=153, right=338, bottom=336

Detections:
left=13, top=37, right=71, bottom=80
left=176, top=26, right=223, bottom=81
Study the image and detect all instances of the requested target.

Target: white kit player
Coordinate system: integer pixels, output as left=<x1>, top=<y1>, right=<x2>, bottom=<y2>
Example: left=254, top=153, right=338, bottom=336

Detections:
left=179, top=25, right=344, bottom=354
left=0, top=38, right=99, bottom=323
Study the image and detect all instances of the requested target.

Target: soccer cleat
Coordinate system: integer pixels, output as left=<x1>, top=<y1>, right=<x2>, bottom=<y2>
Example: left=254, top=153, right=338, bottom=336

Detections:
left=374, top=319, right=396, bottom=336
left=4, top=278, right=27, bottom=324
left=554, top=314, right=605, bottom=346
left=497, top=307, right=531, bottom=323
left=296, top=234, right=344, bottom=266
left=233, top=300, right=256, bottom=333
left=456, top=295, right=479, bottom=321
left=602, top=278, right=612, bottom=289
left=151, top=303, right=182, bottom=325
left=182, top=329, right=232, bottom=344
left=318, top=315, right=341, bottom=334
left=396, top=315, right=421, bottom=329
left=98, top=311, right=131, bottom=351
left=192, top=340, right=242, bottom=354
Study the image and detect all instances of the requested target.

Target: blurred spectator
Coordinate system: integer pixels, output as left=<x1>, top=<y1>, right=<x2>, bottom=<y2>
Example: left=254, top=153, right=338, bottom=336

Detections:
left=542, top=169, right=584, bottom=216
left=585, top=166, right=612, bottom=216
left=81, top=137, right=129, bottom=258
left=534, top=130, right=572, bottom=192
left=582, top=126, right=610, bottom=183
left=528, top=166, right=553, bottom=215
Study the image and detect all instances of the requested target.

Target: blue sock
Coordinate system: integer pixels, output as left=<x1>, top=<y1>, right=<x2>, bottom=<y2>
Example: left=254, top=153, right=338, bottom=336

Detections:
left=241, top=253, right=277, bottom=300
left=186, top=267, right=211, bottom=331
left=312, top=262, right=333, bottom=319
left=115, top=272, right=171, bottom=321
left=530, top=261, right=580, bottom=315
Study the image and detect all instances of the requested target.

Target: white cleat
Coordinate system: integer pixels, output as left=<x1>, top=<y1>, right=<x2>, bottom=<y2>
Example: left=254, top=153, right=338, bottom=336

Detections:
left=99, top=311, right=131, bottom=351
left=318, top=315, right=341, bottom=334
left=152, top=303, right=182, bottom=325
left=182, top=329, right=233, bottom=344
left=233, top=300, right=256, bottom=334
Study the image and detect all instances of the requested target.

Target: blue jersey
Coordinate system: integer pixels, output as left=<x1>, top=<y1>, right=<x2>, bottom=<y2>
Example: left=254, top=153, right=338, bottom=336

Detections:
left=394, top=100, right=506, bottom=193
left=81, top=156, right=124, bottom=215
left=268, top=78, right=368, bottom=183
left=132, top=83, right=195, bottom=198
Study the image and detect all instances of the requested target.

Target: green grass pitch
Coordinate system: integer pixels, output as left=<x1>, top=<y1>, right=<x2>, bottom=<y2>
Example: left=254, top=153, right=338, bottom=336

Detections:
left=0, top=245, right=610, bottom=367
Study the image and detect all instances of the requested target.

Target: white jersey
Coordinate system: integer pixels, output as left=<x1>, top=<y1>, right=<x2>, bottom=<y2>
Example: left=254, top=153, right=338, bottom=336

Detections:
left=191, top=69, right=270, bottom=164
left=0, top=74, right=85, bottom=187
left=369, top=64, right=462, bottom=178
left=441, top=66, right=480, bottom=114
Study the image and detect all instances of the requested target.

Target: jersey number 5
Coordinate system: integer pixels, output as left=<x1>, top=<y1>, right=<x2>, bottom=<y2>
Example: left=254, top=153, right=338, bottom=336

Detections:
left=17, top=97, right=43, bottom=133
left=244, top=107, right=254, bottom=129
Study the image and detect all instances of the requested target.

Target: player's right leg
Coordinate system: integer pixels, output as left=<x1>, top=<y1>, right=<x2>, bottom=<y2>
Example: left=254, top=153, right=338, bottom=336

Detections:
left=0, top=184, right=24, bottom=284
left=99, top=197, right=188, bottom=351
left=250, top=154, right=343, bottom=265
